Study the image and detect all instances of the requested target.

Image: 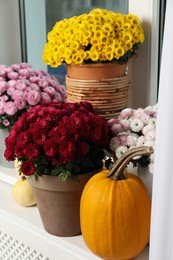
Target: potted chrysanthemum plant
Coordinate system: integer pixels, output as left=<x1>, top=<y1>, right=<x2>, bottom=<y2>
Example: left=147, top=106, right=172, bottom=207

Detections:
left=4, top=101, right=111, bottom=236
left=42, top=8, right=145, bottom=120
left=107, top=104, right=157, bottom=196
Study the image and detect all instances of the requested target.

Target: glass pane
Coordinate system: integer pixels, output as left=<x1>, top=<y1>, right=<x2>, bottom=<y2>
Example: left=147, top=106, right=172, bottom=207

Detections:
left=23, top=0, right=128, bottom=82
left=46, top=0, right=128, bottom=32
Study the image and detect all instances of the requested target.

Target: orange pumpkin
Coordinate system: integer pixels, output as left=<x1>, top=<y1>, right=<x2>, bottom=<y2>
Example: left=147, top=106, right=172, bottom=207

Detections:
left=80, top=146, right=153, bottom=260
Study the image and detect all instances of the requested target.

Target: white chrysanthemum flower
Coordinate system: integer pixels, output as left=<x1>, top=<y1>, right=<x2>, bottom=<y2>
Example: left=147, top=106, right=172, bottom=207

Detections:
left=148, top=117, right=156, bottom=126
left=140, top=113, right=150, bottom=125
left=115, top=145, right=128, bottom=158
left=127, top=133, right=139, bottom=147
left=136, top=136, right=145, bottom=146
left=119, top=118, right=131, bottom=130
left=130, top=118, right=144, bottom=132
left=145, top=129, right=155, bottom=142
left=142, top=125, right=154, bottom=135
left=145, top=105, right=153, bottom=112
left=133, top=108, right=146, bottom=118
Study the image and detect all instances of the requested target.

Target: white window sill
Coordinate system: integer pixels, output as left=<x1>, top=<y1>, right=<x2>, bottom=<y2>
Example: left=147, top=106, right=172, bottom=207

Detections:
left=0, top=167, right=149, bottom=259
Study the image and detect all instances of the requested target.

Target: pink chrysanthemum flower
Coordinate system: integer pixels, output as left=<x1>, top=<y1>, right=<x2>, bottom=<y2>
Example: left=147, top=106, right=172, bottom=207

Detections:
left=111, top=123, right=124, bottom=135
left=119, top=108, right=133, bottom=119
left=0, top=62, right=66, bottom=130
left=4, top=101, right=18, bottom=116
left=0, top=81, right=8, bottom=93
left=3, top=119, right=10, bottom=126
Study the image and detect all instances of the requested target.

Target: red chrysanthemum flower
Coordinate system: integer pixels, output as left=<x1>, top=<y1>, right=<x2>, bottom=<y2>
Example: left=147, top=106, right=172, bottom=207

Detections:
left=4, top=101, right=112, bottom=180
left=21, top=161, right=35, bottom=176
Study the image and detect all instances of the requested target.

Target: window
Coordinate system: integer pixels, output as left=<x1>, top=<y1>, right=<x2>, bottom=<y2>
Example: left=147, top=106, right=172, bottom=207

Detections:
left=20, top=0, right=128, bottom=82
left=44, top=0, right=128, bottom=82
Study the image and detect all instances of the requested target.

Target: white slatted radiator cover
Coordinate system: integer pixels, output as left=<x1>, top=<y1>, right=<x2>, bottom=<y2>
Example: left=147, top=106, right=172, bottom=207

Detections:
left=0, top=230, right=49, bottom=260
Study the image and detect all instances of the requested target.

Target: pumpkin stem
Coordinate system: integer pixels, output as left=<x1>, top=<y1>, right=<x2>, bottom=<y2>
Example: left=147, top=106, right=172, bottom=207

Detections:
left=21, top=175, right=26, bottom=181
left=107, top=146, right=154, bottom=180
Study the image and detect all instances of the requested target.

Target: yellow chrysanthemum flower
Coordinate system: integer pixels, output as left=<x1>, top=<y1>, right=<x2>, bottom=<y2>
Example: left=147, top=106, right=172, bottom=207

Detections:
left=106, top=52, right=114, bottom=61
left=114, top=46, right=125, bottom=59
left=126, top=14, right=140, bottom=26
left=139, top=33, right=145, bottom=43
left=64, top=50, right=72, bottom=60
left=122, top=23, right=131, bottom=31
left=95, top=29, right=104, bottom=40
left=83, top=29, right=92, bottom=38
left=90, top=37, right=99, bottom=46
left=70, top=41, right=79, bottom=51
left=102, top=24, right=114, bottom=37
left=104, top=16, right=114, bottom=25
left=90, top=51, right=99, bottom=62
left=122, top=32, right=133, bottom=42
left=42, top=8, right=144, bottom=67
left=116, top=17, right=125, bottom=27
left=99, top=51, right=107, bottom=61
left=84, top=51, right=91, bottom=60
left=124, top=41, right=133, bottom=52
left=90, top=8, right=107, bottom=15
left=58, top=45, right=66, bottom=55
left=72, top=52, right=84, bottom=64
left=92, top=44, right=101, bottom=52
left=108, top=38, right=114, bottom=45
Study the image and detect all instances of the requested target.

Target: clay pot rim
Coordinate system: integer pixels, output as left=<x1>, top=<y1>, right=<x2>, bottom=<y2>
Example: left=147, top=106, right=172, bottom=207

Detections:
left=27, top=169, right=101, bottom=192
left=67, top=63, right=126, bottom=68
left=66, top=63, right=127, bottom=80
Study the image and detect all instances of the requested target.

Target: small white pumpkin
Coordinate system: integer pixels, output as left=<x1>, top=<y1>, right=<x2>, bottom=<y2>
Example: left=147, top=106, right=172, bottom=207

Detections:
left=12, top=176, right=36, bottom=207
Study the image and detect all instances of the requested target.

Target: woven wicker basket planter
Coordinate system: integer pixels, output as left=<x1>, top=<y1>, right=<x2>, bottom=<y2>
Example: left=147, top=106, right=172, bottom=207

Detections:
left=66, top=63, right=130, bottom=120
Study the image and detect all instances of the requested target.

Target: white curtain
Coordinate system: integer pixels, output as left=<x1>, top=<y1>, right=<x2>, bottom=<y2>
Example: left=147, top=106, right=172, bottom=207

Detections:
left=149, top=0, right=173, bottom=259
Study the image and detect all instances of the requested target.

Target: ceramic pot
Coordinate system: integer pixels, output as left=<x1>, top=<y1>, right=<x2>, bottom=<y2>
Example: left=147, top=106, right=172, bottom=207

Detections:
left=27, top=170, right=99, bottom=237
left=0, top=128, right=14, bottom=168
left=66, top=63, right=130, bottom=120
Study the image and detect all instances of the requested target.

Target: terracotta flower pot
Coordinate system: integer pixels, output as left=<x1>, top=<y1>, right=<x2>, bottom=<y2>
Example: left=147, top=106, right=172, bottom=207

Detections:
left=27, top=170, right=99, bottom=237
left=66, top=63, right=130, bottom=120
left=66, top=63, right=126, bottom=80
